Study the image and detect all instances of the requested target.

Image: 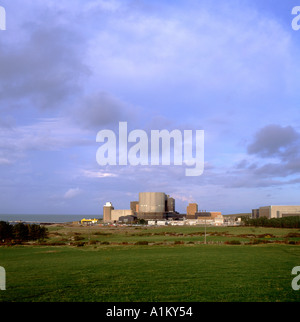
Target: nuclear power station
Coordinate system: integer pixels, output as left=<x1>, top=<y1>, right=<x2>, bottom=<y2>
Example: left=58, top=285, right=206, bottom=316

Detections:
left=102, top=192, right=223, bottom=225
left=103, top=192, right=179, bottom=223
left=138, top=192, right=175, bottom=219
left=101, top=193, right=300, bottom=225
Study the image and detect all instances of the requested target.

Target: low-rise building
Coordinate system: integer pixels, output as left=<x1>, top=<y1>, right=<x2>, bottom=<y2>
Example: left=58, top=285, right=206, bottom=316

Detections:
left=252, top=205, right=300, bottom=219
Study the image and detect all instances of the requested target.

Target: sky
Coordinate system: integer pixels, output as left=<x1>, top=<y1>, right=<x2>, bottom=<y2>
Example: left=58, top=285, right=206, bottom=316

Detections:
left=0, top=0, right=300, bottom=215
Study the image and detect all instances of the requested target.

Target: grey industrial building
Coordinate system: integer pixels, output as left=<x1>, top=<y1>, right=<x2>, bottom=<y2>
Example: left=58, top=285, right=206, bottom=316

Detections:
left=252, top=205, right=300, bottom=219
left=137, top=192, right=177, bottom=220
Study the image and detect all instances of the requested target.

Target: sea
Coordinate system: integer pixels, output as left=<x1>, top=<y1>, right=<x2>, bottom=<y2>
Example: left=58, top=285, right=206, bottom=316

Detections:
left=0, top=214, right=102, bottom=224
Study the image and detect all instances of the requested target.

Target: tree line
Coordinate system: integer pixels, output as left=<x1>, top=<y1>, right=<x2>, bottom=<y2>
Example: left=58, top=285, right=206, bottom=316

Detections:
left=0, top=221, right=48, bottom=244
left=242, top=216, right=300, bottom=228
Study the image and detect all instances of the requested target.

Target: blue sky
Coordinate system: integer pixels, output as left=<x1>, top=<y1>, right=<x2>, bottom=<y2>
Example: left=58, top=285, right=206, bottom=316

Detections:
left=0, top=0, right=300, bottom=215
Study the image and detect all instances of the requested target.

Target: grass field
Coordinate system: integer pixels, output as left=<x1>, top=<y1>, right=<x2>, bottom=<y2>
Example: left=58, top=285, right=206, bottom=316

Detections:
left=1, top=225, right=300, bottom=302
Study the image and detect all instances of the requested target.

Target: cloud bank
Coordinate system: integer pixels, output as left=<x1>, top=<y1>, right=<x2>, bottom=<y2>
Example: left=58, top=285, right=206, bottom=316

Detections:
left=0, top=0, right=300, bottom=214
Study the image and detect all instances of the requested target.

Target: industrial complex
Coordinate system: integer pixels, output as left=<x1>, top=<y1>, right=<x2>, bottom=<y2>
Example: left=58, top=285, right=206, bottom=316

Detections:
left=102, top=192, right=224, bottom=226
left=75, top=191, right=300, bottom=226
left=96, top=191, right=300, bottom=226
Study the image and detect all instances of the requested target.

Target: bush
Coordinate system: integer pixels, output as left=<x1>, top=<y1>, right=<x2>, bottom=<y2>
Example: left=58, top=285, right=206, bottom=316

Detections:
left=174, top=240, right=184, bottom=245
left=0, top=221, right=48, bottom=244
left=72, top=235, right=84, bottom=241
left=225, top=240, right=241, bottom=245
left=285, top=232, right=300, bottom=238
left=250, top=239, right=271, bottom=245
left=243, top=216, right=300, bottom=228
left=74, top=241, right=85, bottom=247
left=0, top=221, right=13, bottom=242
left=135, top=241, right=149, bottom=245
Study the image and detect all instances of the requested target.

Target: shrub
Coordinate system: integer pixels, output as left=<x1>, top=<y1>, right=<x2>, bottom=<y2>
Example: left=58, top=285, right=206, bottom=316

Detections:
left=251, top=239, right=271, bottom=245
left=94, top=232, right=112, bottom=236
left=43, top=241, right=66, bottom=246
left=135, top=241, right=148, bottom=245
left=285, top=232, right=300, bottom=238
left=174, top=240, right=184, bottom=245
left=243, top=216, right=300, bottom=228
left=73, top=241, right=85, bottom=247
left=0, top=221, right=48, bottom=244
left=225, top=240, right=241, bottom=245
left=73, top=235, right=84, bottom=241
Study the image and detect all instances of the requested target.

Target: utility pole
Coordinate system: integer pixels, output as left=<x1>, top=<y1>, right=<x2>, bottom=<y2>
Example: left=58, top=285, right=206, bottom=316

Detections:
left=204, top=219, right=207, bottom=244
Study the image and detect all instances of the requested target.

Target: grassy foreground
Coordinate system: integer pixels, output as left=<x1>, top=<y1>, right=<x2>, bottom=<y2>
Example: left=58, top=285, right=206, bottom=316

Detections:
left=0, top=225, right=300, bottom=302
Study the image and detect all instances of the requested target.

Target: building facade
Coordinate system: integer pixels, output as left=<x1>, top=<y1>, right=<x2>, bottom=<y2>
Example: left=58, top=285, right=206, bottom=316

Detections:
left=103, top=202, right=114, bottom=223
left=252, top=205, right=300, bottom=219
left=186, top=203, right=198, bottom=219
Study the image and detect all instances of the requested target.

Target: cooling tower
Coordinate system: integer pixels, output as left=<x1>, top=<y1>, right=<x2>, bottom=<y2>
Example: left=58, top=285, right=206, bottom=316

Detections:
left=139, top=192, right=166, bottom=213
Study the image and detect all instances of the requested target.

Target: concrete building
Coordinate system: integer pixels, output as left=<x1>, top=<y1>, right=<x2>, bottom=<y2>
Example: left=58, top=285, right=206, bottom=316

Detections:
left=137, top=192, right=178, bottom=220
left=103, top=202, right=132, bottom=223
left=166, top=195, right=175, bottom=212
left=251, top=209, right=259, bottom=218
left=119, top=215, right=137, bottom=224
left=186, top=203, right=198, bottom=219
left=103, top=202, right=114, bottom=223
left=252, top=205, right=300, bottom=219
left=130, top=201, right=139, bottom=213
left=139, top=192, right=166, bottom=213
left=111, top=209, right=132, bottom=222
left=195, top=211, right=222, bottom=220
left=185, top=202, right=223, bottom=223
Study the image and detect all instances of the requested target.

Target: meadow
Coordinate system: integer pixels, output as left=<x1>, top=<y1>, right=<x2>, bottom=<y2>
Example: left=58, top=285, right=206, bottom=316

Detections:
left=0, top=224, right=300, bottom=302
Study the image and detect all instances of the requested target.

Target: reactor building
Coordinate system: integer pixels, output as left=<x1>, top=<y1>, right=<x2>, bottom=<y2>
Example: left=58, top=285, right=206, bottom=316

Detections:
left=103, top=192, right=178, bottom=223
left=137, top=192, right=176, bottom=220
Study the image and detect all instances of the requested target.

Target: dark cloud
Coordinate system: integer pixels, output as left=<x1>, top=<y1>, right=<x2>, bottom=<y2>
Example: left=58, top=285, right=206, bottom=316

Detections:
left=244, top=124, right=300, bottom=178
left=71, top=91, right=137, bottom=130
left=247, top=124, right=299, bottom=157
left=0, top=22, right=89, bottom=110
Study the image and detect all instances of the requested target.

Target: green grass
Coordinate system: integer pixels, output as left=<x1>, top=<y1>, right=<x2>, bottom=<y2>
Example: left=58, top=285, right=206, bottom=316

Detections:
left=1, top=225, right=300, bottom=302
left=45, top=224, right=300, bottom=245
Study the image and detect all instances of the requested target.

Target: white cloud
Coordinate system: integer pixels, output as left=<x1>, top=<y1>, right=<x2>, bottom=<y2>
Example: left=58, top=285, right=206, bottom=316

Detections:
left=64, top=187, right=82, bottom=199
left=81, top=169, right=118, bottom=178
left=0, top=117, right=92, bottom=160
left=87, top=1, right=293, bottom=98
left=0, top=158, right=11, bottom=165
